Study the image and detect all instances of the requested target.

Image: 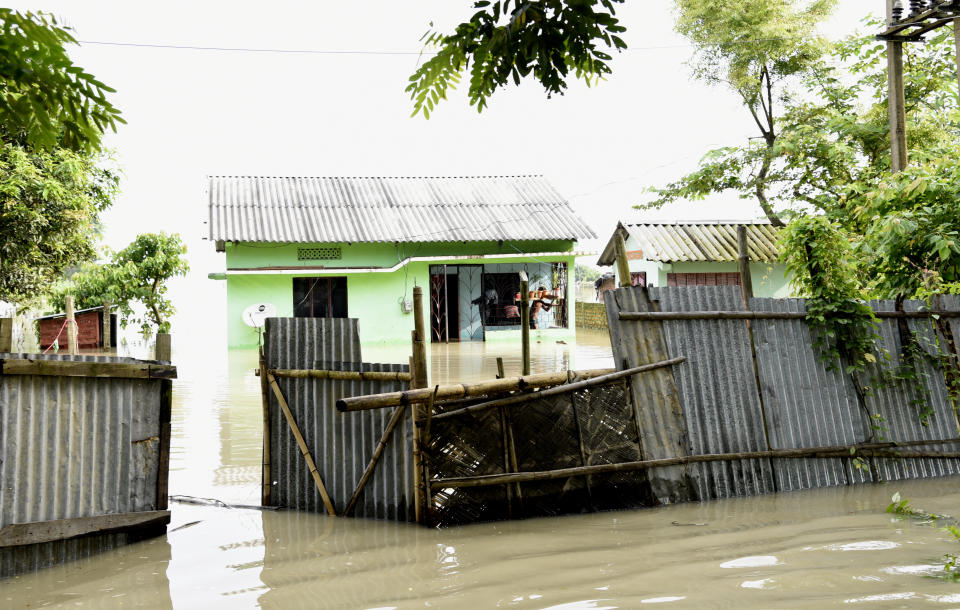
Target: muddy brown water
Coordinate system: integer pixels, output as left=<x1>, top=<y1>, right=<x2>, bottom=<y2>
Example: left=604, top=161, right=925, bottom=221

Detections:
left=3, top=330, right=960, bottom=608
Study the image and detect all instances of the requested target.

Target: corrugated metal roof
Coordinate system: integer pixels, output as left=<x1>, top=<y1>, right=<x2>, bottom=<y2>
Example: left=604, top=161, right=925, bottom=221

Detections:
left=207, top=175, right=596, bottom=244
left=598, top=221, right=781, bottom=265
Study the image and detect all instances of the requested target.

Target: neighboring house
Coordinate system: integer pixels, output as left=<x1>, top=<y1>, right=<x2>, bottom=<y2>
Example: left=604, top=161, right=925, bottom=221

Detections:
left=36, top=306, right=118, bottom=352
left=207, top=175, right=596, bottom=349
left=597, top=221, right=794, bottom=297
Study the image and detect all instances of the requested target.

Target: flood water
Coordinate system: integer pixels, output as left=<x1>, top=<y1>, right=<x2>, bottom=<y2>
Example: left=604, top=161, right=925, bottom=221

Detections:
left=4, top=330, right=960, bottom=608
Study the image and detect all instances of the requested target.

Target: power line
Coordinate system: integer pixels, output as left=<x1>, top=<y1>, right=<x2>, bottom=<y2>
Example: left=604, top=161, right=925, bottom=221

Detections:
left=76, top=36, right=807, bottom=56
left=77, top=40, right=429, bottom=55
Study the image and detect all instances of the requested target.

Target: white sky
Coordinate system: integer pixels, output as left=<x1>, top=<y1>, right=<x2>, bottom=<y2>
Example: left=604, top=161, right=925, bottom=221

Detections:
left=8, top=1, right=877, bottom=341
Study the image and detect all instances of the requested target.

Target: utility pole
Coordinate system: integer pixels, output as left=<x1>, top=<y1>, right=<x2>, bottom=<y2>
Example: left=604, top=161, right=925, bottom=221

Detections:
left=877, top=1, right=960, bottom=172
left=886, top=0, right=909, bottom=172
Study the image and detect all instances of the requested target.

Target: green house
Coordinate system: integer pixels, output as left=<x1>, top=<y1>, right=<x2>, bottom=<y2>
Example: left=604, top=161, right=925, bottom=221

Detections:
left=597, top=221, right=794, bottom=296
left=207, top=175, right=595, bottom=349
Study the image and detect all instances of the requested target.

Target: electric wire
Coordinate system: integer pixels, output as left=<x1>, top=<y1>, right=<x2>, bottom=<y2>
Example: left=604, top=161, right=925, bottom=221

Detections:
left=76, top=36, right=809, bottom=56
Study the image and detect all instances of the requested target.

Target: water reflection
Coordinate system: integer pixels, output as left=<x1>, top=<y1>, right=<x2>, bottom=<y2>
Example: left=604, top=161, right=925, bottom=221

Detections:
left=6, top=477, right=960, bottom=608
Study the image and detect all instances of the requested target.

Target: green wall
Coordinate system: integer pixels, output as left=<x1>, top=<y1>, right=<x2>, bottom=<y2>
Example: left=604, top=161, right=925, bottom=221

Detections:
left=226, top=240, right=574, bottom=269
left=220, top=241, right=578, bottom=349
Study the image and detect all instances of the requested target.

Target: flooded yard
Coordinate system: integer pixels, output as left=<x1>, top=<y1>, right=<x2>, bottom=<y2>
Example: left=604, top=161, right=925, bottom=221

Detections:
left=4, top=330, right=960, bottom=608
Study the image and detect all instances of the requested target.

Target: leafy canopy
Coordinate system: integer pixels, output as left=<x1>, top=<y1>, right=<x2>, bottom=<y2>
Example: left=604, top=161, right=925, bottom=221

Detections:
left=645, top=17, right=957, bottom=230
left=0, top=10, right=124, bottom=152
left=52, top=233, right=189, bottom=336
left=0, top=144, right=118, bottom=304
left=407, top=0, right=627, bottom=117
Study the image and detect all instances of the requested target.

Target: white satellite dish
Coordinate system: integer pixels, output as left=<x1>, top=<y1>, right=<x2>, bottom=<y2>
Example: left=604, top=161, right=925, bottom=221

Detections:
left=242, top=303, right=277, bottom=328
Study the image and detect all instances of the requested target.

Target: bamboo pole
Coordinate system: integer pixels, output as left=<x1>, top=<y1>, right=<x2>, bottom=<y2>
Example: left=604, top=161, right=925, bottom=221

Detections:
left=343, top=405, right=407, bottom=516
left=430, top=357, right=686, bottom=423
left=267, top=373, right=337, bottom=516
left=419, top=386, right=438, bottom=526
left=102, top=300, right=112, bottom=353
left=737, top=225, right=754, bottom=305
left=412, top=286, right=428, bottom=389
left=614, top=230, right=632, bottom=288
left=431, top=438, right=960, bottom=490
left=410, top=286, right=428, bottom=525
left=336, top=368, right=616, bottom=412
left=263, top=368, right=412, bottom=382
left=520, top=280, right=530, bottom=376
left=65, top=295, right=78, bottom=355
left=619, top=310, right=960, bottom=321
left=259, top=347, right=272, bottom=506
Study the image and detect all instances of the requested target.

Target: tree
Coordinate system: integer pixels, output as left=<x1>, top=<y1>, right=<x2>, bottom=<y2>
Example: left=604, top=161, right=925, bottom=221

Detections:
left=0, top=9, right=124, bottom=152
left=645, top=17, right=957, bottom=230
left=407, top=0, right=627, bottom=117
left=0, top=10, right=123, bottom=306
left=647, top=0, right=837, bottom=226
left=0, top=144, right=118, bottom=304
left=52, top=233, right=189, bottom=336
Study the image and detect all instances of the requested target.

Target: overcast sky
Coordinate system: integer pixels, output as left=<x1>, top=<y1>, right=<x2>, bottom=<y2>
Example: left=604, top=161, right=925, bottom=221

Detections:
left=9, top=1, right=877, bottom=342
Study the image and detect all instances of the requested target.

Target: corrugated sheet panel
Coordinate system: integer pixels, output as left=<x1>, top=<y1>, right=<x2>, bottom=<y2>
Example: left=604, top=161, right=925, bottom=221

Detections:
left=750, top=299, right=874, bottom=492
left=649, top=287, right=775, bottom=500
left=208, top=175, right=596, bottom=243
left=0, top=353, right=163, bottom=529
left=603, top=286, right=694, bottom=504
left=859, top=299, right=960, bottom=481
left=263, top=318, right=415, bottom=521
left=598, top=222, right=780, bottom=265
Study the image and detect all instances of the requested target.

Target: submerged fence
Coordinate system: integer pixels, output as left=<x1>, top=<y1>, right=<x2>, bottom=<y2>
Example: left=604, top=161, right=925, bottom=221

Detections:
left=263, top=288, right=960, bottom=527
left=261, top=318, right=415, bottom=520
left=603, top=286, right=960, bottom=505
left=0, top=352, right=175, bottom=576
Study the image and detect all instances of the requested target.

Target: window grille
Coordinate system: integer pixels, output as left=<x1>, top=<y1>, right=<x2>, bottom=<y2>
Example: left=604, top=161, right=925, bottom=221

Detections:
left=297, top=247, right=341, bottom=261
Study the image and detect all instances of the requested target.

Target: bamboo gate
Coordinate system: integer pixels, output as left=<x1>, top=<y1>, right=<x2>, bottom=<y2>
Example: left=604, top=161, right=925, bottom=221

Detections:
left=262, top=286, right=960, bottom=527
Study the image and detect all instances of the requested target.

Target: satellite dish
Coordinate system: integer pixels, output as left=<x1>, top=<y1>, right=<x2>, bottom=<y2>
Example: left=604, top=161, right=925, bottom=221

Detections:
left=242, top=303, right=277, bottom=328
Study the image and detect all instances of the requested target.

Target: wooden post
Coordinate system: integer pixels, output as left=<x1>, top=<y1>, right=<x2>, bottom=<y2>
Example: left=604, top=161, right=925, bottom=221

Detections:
left=520, top=280, right=530, bottom=376
left=886, top=0, right=908, bottom=172
left=155, top=331, right=172, bottom=511
left=737, top=225, right=754, bottom=306
left=614, top=229, right=632, bottom=288
left=259, top=347, right=272, bottom=506
left=0, top=318, right=12, bottom=353
left=496, top=357, right=505, bottom=379
left=410, top=286, right=429, bottom=524
left=101, top=300, right=111, bottom=353
left=65, top=295, right=78, bottom=355
left=155, top=333, right=171, bottom=362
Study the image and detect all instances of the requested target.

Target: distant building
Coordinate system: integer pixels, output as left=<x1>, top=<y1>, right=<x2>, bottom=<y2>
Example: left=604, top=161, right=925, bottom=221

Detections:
left=207, top=175, right=596, bottom=348
left=597, top=221, right=794, bottom=297
left=36, top=306, right=117, bottom=352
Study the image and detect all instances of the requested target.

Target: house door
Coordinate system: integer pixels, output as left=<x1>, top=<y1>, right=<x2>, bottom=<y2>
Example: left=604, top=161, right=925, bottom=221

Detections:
left=429, top=265, right=485, bottom=342
left=429, top=265, right=459, bottom=342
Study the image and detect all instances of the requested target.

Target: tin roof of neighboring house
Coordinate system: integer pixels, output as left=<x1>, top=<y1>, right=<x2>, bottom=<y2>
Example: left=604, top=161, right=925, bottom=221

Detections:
left=597, top=221, right=781, bottom=265
left=35, top=305, right=109, bottom=321
left=206, top=175, right=596, bottom=244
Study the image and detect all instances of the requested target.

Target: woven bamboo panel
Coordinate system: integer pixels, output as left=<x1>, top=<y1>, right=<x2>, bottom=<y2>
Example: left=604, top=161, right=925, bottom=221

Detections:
left=428, top=380, right=653, bottom=526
